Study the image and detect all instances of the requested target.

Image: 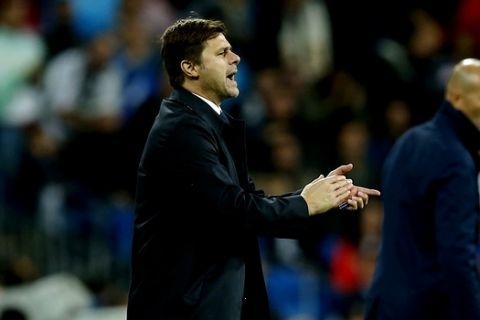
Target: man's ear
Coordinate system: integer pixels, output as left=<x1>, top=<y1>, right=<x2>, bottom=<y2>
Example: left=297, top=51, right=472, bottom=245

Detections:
left=181, top=60, right=199, bottom=79
left=446, top=89, right=461, bottom=107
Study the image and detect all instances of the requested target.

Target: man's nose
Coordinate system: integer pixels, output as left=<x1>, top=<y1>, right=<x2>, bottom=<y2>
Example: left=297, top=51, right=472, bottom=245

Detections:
left=231, top=51, right=241, bottom=65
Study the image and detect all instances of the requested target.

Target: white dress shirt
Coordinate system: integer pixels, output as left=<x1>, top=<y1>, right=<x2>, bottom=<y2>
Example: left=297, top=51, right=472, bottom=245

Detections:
left=192, top=92, right=222, bottom=115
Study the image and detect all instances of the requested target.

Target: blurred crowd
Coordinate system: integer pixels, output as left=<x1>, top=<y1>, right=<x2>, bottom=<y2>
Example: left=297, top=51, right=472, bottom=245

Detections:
left=0, top=0, right=478, bottom=319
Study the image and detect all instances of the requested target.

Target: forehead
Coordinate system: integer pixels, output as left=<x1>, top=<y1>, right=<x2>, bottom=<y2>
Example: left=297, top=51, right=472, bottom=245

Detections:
left=203, top=33, right=230, bottom=51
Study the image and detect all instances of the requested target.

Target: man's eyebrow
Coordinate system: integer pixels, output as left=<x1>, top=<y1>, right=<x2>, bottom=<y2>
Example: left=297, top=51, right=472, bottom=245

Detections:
left=217, top=45, right=232, bottom=53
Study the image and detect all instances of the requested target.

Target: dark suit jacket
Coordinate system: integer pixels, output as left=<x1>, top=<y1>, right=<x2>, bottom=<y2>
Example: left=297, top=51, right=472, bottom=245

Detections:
left=127, top=88, right=310, bottom=319
left=365, top=102, right=480, bottom=319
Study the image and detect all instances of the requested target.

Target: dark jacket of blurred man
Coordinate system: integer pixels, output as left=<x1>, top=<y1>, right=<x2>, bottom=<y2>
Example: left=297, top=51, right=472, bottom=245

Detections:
left=366, top=58, right=480, bottom=320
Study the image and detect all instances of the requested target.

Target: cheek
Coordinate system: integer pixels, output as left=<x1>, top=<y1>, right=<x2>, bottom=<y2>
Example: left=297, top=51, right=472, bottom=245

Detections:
left=200, top=67, right=220, bottom=84
left=204, top=63, right=224, bottom=81
left=467, top=95, right=480, bottom=109
left=474, top=100, right=480, bottom=115
left=463, top=95, right=480, bottom=116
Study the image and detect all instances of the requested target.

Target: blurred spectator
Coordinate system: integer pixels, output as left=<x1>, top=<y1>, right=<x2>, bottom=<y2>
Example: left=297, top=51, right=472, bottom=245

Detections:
left=278, top=0, right=333, bottom=87
left=117, top=0, right=175, bottom=39
left=336, top=120, right=377, bottom=188
left=114, top=17, right=162, bottom=124
left=368, top=97, right=413, bottom=171
left=42, top=0, right=79, bottom=59
left=0, top=0, right=46, bottom=122
left=43, top=31, right=123, bottom=197
left=241, top=68, right=299, bottom=171
left=110, top=15, right=164, bottom=196
left=0, top=255, right=40, bottom=287
left=369, top=8, right=453, bottom=126
left=0, top=0, right=48, bottom=220
left=39, top=32, right=126, bottom=286
left=72, top=306, right=126, bottom=320
left=217, top=0, right=254, bottom=50
left=0, top=274, right=92, bottom=320
left=297, top=70, right=368, bottom=171
left=253, top=126, right=306, bottom=195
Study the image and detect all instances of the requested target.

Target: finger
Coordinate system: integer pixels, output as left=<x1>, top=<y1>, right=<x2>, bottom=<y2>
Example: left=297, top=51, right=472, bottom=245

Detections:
left=345, top=195, right=366, bottom=210
left=350, top=196, right=364, bottom=209
left=349, top=186, right=359, bottom=196
left=333, top=175, right=347, bottom=181
left=333, top=179, right=353, bottom=191
left=322, top=175, right=346, bottom=185
left=346, top=198, right=358, bottom=210
left=358, top=191, right=369, bottom=206
left=310, top=175, right=343, bottom=188
left=335, top=188, right=351, bottom=202
left=357, top=186, right=381, bottom=196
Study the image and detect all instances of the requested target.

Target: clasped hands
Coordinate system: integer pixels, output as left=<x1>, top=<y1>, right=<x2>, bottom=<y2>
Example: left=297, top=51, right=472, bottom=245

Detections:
left=300, top=163, right=381, bottom=216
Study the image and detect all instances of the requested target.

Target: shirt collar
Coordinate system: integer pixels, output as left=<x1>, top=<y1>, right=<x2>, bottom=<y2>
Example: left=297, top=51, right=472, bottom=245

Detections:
left=191, top=92, right=222, bottom=115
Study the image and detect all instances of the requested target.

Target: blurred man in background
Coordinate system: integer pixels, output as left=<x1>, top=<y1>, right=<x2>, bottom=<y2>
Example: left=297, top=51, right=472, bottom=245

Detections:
left=366, top=58, right=480, bottom=319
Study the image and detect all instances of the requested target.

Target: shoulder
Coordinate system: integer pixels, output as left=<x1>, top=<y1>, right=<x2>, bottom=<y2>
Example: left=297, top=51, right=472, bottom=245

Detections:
left=387, top=123, right=433, bottom=160
left=49, top=48, right=84, bottom=67
left=389, top=120, right=474, bottom=172
left=44, top=49, right=85, bottom=81
left=393, top=120, right=459, bottom=157
left=147, top=98, right=215, bottom=146
left=158, top=98, right=210, bottom=130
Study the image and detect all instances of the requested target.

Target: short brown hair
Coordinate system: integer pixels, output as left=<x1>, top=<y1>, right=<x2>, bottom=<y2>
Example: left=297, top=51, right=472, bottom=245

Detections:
left=160, top=18, right=226, bottom=89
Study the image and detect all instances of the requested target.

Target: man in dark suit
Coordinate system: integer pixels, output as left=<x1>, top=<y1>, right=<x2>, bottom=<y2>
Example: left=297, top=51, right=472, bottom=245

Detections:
left=126, top=17, right=381, bottom=320
left=365, top=58, right=480, bottom=319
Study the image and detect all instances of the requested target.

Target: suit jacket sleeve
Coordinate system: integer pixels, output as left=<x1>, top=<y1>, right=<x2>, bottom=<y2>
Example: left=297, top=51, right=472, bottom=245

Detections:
left=165, top=116, right=310, bottom=238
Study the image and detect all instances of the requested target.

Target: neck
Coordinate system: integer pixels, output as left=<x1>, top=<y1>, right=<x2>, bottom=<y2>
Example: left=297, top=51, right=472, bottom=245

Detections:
left=182, top=83, right=220, bottom=105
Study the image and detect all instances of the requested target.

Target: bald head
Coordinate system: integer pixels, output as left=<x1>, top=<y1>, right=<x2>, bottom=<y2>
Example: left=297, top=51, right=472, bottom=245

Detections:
left=447, top=59, right=480, bottom=96
left=446, top=58, right=480, bottom=128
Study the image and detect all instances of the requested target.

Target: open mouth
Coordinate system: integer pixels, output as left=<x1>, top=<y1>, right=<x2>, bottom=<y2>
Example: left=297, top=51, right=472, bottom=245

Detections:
left=227, top=71, right=237, bottom=82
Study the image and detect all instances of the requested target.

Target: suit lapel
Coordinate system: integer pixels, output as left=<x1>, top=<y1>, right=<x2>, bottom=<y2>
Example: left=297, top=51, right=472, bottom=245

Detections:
left=223, top=116, right=249, bottom=188
left=168, top=89, right=249, bottom=187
